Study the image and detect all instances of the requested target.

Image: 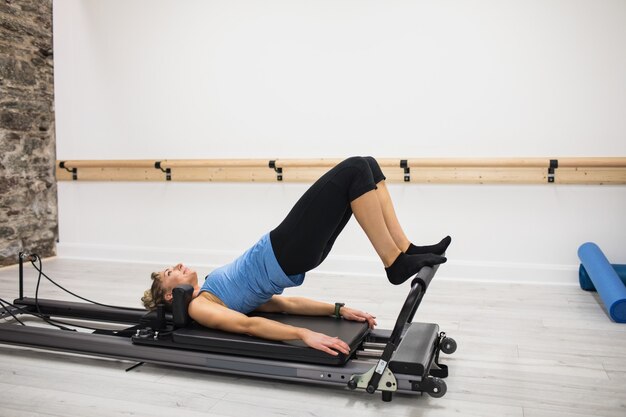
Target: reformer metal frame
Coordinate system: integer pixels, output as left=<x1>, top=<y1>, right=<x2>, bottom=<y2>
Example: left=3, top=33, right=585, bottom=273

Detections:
left=0, top=253, right=455, bottom=402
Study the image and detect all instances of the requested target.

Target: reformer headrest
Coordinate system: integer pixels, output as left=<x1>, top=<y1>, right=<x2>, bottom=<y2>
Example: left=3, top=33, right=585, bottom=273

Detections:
left=172, top=284, right=194, bottom=328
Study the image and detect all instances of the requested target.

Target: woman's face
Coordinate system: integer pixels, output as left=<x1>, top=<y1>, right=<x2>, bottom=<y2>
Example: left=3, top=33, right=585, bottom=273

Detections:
left=160, top=263, right=198, bottom=301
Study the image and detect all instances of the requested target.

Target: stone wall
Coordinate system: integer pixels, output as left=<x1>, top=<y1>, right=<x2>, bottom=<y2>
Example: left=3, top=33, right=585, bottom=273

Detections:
left=0, top=0, right=56, bottom=266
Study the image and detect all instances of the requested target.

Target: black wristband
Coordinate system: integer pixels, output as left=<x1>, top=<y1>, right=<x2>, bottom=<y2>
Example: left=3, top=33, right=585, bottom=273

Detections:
left=334, top=302, right=345, bottom=318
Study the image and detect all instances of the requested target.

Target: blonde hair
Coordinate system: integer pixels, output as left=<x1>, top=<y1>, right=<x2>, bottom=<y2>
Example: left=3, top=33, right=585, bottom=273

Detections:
left=141, top=272, right=167, bottom=311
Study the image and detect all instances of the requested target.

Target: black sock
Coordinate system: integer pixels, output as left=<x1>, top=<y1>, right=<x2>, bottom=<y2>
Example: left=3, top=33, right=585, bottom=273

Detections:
left=385, top=252, right=447, bottom=285
left=406, top=236, right=452, bottom=256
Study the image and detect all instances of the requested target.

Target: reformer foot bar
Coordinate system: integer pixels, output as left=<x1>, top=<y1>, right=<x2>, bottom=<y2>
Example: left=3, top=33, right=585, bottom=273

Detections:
left=0, top=256, right=456, bottom=402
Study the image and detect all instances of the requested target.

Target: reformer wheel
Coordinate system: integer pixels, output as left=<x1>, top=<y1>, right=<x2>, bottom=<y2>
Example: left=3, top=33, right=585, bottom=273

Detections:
left=440, top=337, right=457, bottom=354
left=427, top=377, right=447, bottom=398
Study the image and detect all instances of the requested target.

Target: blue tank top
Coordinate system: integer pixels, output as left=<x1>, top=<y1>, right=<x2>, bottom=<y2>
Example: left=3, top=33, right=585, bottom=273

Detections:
left=199, top=233, right=305, bottom=313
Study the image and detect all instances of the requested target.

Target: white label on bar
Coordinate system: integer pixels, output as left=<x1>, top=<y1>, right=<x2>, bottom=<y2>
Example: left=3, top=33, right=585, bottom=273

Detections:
left=375, top=360, right=387, bottom=374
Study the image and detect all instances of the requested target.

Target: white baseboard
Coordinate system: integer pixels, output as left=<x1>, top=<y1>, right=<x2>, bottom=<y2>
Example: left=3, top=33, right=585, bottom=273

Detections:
left=57, top=242, right=579, bottom=286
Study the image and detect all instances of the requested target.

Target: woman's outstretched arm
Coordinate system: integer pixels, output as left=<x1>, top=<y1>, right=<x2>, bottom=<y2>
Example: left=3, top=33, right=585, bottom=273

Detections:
left=256, top=296, right=377, bottom=328
left=188, top=295, right=351, bottom=356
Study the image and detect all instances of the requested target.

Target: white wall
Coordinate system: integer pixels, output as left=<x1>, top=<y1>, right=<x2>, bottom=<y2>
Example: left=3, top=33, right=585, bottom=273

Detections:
left=53, top=0, right=626, bottom=284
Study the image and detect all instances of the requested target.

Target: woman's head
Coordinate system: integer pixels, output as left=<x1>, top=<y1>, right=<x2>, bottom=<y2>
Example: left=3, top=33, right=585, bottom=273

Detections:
left=141, top=263, right=198, bottom=310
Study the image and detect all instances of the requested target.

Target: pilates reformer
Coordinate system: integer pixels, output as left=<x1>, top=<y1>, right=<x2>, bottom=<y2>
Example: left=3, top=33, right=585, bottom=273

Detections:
left=0, top=253, right=456, bottom=402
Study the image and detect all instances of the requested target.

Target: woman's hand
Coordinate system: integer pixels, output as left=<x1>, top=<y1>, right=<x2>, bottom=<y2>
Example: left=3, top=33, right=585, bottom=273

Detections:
left=340, top=306, right=377, bottom=328
left=300, top=329, right=351, bottom=356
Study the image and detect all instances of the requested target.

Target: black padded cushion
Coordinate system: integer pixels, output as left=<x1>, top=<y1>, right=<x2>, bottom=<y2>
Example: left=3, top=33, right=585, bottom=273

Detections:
left=171, top=313, right=369, bottom=366
left=389, top=322, right=439, bottom=376
left=172, top=285, right=194, bottom=328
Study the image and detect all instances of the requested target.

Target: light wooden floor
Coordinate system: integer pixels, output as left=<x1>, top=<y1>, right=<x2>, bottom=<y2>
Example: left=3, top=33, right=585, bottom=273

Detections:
left=0, top=258, right=625, bottom=417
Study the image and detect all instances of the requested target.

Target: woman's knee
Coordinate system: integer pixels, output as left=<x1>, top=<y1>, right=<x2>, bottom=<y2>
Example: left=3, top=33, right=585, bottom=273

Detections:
left=363, top=156, right=386, bottom=183
left=363, top=156, right=379, bottom=171
left=341, top=156, right=371, bottom=172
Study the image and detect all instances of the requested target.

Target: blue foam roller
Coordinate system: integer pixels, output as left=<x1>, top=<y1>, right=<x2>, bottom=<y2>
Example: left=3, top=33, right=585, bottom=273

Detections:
left=578, top=242, right=626, bottom=323
left=579, top=264, right=626, bottom=291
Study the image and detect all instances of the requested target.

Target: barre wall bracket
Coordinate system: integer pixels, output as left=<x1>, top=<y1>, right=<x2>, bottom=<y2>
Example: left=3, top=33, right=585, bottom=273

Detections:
left=269, top=160, right=283, bottom=181
left=548, top=159, right=558, bottom=183
left=400, top=160, right=410, bottom=182
left=59, top=161, right=77, bottom=180
left=155, top=161, right=171, bottom=181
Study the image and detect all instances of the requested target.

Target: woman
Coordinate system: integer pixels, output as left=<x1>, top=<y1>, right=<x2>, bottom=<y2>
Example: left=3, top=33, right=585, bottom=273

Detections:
left=142, top=156, right=450, bottom=356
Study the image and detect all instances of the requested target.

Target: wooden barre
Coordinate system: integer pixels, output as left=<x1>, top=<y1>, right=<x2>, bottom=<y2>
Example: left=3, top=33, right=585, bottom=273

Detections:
left=162, top=159, right=271, bottom=168
left=57, top=158, right=401, bottom=169
left=406, top=158, right=548, bottom=168
left=406, top=158, right=626, bottom=168
left=557, top=157, right=626, bottom=168
left=57, top=157, right=626, bottom=170
left=273, top=158, right=401, bottom=168
left=59, top=160, right=157, bottom=169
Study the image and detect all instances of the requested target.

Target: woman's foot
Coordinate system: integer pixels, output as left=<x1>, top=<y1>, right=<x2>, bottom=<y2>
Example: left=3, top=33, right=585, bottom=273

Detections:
left=405, top=236, right=452, bottom=256
left=385, top=252, right=447, bottom=285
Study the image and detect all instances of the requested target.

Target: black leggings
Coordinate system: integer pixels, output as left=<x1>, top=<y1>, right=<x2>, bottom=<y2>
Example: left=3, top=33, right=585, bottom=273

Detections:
left=270, top=156, right=386, bottom=276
